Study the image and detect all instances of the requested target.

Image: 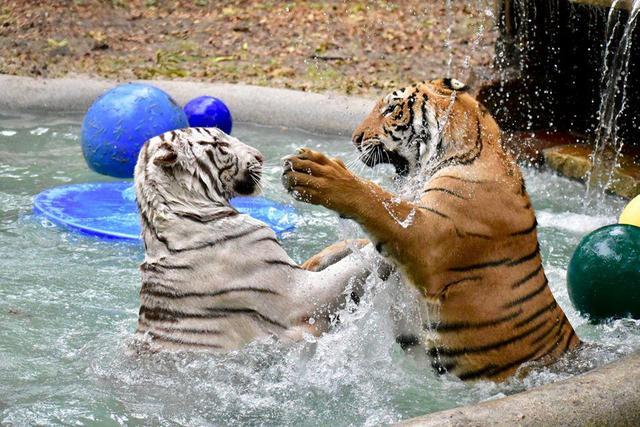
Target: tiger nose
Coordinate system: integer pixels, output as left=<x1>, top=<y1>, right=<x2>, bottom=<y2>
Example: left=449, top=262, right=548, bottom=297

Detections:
left=352, top=131, right=365, bottom=148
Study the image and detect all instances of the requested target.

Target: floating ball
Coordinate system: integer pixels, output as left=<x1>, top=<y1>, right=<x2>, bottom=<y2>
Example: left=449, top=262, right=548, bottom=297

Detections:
left=183, top=96, right=233, bottom=134
left=81, top=83, right=188, bottom=178
left=567, top=224, right=640, bottom=321
left=620, top=194, right=640, bottom=228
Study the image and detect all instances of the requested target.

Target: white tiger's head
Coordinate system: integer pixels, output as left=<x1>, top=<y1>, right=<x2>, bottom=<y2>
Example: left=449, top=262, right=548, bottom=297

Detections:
left=135, top=127, right=264, bottom=206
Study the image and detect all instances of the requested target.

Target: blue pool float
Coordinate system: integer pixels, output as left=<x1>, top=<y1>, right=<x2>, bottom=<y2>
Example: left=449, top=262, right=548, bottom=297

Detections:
left=33, top=182, right=297, bottom=241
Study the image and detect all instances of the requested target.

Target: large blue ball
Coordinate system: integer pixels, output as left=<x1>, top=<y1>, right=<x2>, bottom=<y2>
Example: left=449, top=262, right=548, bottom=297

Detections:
left=183, top=96, right=233, bottom=134
left=81, top=83, right=188, bottom=178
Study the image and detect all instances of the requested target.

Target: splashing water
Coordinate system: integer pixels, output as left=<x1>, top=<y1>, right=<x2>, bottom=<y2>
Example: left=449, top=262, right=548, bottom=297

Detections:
left=1, top=116, right=638, bottom=425
left=584, top=0, right=640, bottom=206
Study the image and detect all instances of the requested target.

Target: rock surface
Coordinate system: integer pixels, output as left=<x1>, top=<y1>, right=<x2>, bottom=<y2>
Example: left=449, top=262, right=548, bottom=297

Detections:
left=543, top=145, right=640, bottom=198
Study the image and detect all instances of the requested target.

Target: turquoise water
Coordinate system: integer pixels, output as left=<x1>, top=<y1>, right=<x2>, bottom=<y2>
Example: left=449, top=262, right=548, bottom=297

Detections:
left=1, top=114, right=639, bottom=426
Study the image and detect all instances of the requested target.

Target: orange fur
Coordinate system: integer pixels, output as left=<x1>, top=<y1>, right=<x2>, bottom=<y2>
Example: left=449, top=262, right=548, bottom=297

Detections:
left=283, top=79, right=580, bottom=381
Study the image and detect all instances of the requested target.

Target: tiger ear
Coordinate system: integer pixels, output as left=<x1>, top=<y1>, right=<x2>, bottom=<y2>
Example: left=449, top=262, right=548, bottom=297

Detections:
left=443, top=78, right=470, bottom=92
left=153, top=143, right=178, bottom=166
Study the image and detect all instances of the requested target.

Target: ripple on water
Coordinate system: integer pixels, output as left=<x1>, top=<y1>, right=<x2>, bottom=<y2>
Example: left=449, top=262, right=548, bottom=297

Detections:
left=0, top=120, right=638, bottom=425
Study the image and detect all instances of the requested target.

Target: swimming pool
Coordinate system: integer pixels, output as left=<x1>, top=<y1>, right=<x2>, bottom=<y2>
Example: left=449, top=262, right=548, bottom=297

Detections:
left=1, top=114, right=639, bottom=425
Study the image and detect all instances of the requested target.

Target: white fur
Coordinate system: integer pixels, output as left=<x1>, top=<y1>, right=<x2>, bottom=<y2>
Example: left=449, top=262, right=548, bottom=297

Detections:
left=134, top=127, right=380, bottom=351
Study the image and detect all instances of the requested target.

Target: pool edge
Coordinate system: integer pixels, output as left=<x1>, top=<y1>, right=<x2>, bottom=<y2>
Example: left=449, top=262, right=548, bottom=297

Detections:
left=397, top=350, right=640, bottom=426
left=0, top=74, right=373, bottom=136
left=1, top=73, right=638, bottom=425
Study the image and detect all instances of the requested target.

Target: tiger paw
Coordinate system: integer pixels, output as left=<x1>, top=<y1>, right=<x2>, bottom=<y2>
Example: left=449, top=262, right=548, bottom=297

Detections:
left=281, top=148, right=361, bottom=213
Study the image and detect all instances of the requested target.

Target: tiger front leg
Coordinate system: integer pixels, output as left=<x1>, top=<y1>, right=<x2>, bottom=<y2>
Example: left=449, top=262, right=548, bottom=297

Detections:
left=281, top=148, right=453, bottom=296
left=281, top=148, right=366, bottom=219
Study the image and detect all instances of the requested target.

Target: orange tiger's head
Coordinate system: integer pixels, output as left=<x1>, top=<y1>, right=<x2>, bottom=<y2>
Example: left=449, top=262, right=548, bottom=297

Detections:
left=352, top=78, right=501, bottom=176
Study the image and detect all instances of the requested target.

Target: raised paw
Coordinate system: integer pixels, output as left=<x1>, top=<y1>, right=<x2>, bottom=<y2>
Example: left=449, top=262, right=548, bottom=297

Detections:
left=281, top=148, right=358, bottom=212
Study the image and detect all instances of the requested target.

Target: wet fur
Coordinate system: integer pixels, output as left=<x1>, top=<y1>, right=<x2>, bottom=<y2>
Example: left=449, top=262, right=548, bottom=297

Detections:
left=134, top=127, right=381, bottom=351
left=282, top=79, right=581, bottom=381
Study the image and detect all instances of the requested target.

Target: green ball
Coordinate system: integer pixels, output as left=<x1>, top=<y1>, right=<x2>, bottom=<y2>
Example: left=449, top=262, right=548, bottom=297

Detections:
left=567, top=224, right=640, bottom=321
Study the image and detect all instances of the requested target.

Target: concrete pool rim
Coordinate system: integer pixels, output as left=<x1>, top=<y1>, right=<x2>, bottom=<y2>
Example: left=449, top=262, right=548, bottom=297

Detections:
left=1, top=74, right=638, bottom=426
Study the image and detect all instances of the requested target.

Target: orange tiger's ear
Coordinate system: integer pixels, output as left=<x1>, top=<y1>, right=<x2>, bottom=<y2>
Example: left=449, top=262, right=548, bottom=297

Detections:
left=442, top=78, right=470, bottom=92
left=153, top=142, right=178, bottom=166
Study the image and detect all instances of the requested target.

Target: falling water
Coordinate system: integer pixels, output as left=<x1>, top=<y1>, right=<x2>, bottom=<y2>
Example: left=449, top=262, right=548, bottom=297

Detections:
left=584, top=0, right=640, bottom=205
left=444, top=0, right=455, bottom=75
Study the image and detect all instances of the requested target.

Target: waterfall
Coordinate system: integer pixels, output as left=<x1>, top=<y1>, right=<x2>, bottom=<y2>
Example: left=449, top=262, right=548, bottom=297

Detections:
left=584, top=0, right=640, bottom=205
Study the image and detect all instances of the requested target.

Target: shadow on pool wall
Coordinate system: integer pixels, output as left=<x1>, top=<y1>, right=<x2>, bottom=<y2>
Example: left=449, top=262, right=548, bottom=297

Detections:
left=1, top=74, right=639, bottom=425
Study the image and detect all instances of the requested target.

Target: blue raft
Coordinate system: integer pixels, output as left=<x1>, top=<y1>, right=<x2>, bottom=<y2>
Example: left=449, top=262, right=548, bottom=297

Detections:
left=33, top=182, right=297, bottom=241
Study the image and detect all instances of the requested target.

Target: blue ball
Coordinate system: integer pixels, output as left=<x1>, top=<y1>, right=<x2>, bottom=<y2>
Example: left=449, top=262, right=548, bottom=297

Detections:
left=81, top=83, right=188, bottom=178
left=183, top=96, right=233, bottom=134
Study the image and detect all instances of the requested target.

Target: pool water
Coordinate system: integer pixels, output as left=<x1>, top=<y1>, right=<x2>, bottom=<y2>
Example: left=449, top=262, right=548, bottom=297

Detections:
left=1, top=114, right=639, bottom=426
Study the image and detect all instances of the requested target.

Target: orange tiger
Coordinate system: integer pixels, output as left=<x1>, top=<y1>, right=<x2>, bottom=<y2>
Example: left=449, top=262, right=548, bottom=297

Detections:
left=282, top=78, right=581, bottom=381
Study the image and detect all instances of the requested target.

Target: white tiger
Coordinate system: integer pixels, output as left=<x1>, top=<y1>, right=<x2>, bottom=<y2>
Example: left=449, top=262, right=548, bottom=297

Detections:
left=133, top=127, right=382, bottom=351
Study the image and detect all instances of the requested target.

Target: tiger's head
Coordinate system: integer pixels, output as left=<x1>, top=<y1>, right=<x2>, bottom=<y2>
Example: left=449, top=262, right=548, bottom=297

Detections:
left=136, top=127, right=264, bottom=205
left=352, top=78, right=499, bottom=176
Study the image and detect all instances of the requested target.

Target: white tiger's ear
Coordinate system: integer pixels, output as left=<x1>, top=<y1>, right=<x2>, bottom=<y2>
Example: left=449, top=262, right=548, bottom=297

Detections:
left=153, top=143, right=178, bottom=166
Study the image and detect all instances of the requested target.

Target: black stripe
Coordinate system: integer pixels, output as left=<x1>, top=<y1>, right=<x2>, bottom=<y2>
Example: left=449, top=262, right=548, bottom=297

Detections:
left=441, top=276, right=482, bottom=294
left=432, top=117, right=483, bottom=172
left=140, top=281, right=180, bottom=293
left=432, top=359, right=457, bottom=375
left=196, top=173, right=218, bottom=202
left=264, top=259, right=301, bottom=269
left=140, top=209, right=169, bottom=247
left=429, top=319, right=547, bottom=357
left=457, top=344, right=541, bottom=381
left=503, top=277, right=549, bottom=309
left=254, top=236, right=279, bottom=244
left=531, top=315, right=566, bottom=346
left=145, top=331, right=223, bottom=349
left=140, top=262, right=193, bottom=272
left=396, top=334, right=420, bottom=349
left=426, top=310, right=522, bottom=333
left=449, top=258, right=510, bottom=272
left=510, top=219, right=537, bottom=236
left=138, top=319, right=221, bottom=335
left=514, top=299, right=557, bottom=328
left=563, top=328, right=577, bottom=352
left=139, top=305, right=229, bottom=322
left=534, top=317, right=569, bottom=358
left=423, top=187, right=468, bottom=199
left=419, top=93, right=436, bottom=154
left=511, top=264, right=543, bottom=289
left=169, top=226, right=262, bottom=253
left=507, top=244, right=540, bottom=266
left=174, top=209, right=238, bottom=223
left=536, top=330, right=566, bottom=360
left=457, top=318, right=569, bottom=381
left=205, top=147, right=223, bottom=170
left=465, top=231, right=493, bottom=240
left=139, top=305, right=287, bottom=330
left=435, top=175, right=485, bottom=184
left=389, top=131, right=403, bottom=142
left=416, top=205, right=450, bottom=219
left=196, top=155, right=224, bottom=196
left=205, top=307, right=288, bottom=329
left=141, top=284, right=280, bottom=299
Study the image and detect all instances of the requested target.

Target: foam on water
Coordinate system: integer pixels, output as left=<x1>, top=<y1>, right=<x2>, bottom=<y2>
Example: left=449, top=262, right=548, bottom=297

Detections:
left=0, top=116, right=638, bottom=425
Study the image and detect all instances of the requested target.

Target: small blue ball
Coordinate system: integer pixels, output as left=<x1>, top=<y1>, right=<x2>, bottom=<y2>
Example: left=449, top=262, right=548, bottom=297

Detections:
left=183, top=96, right=233, bottom=134
left=81, top=83, right=188, bottom=178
